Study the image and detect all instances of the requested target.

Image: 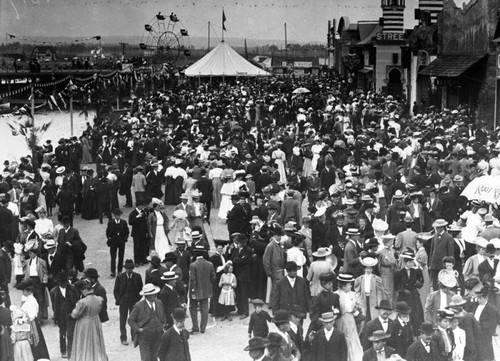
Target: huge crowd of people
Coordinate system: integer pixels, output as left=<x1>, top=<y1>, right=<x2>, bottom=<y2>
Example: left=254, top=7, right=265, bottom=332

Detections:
left=0, top=74, right=499, bottom=361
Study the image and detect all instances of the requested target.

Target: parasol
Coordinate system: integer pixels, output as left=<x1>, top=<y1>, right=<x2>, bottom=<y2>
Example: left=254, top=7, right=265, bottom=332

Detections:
left=292, top=87, right=310, bottom=94
left=460, top=175, right=500, bottom=204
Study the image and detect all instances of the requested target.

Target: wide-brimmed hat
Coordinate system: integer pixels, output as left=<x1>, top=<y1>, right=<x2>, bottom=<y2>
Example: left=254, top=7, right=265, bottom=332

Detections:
left=337, top=274, right=354, bottom=283
left=152, top=198, right=163, bottom=206
left=365, top=237, right=379, bottom=249
left=140, top=283, right=160, bottom=296
left=191, top=230, right=203, bottom=239
left=437, top=308, right=455, bottom=320
left=375, top=299, right=393, bottom=310
left=244, top=337, right=269, bottom=351
left=381, top=234, right=395, bottom=245
left=416, top=232, right=433, bottom=241
left=56, top=166, right=66, bottom=174
left=160, top=271, right=179, bottom=281
left=272, top=309, right=290, bottom=324
left=285, top=261, right=300, bottom=271
left=372, top=219, right=389, bottom=232
left=173, top=209, right=188, bottom=219
left=448, top=294, right=466, bottom=306
left=319, top=310, right=339, bottom=322
left=395, top=301, right=411, bottom=314
left=83, top=268, right=99, bottom=279
left=432, top=219, right=448, bottom=228
left=312, top=247, right=331, bottom=258
left=393, top=190, right=404, bottom=199
left=360, top=256, right=378, bottom=267
left=35, top=206, right=47, bottom=213
left=314, top=207, right=326, bottom=217
left=368, top=330, right=391, bottom=342
left=191, top=190, right=201, bottom=198
left=44, top=239, right=57, bottom=250
left=438, top=270, right=457, bottom=288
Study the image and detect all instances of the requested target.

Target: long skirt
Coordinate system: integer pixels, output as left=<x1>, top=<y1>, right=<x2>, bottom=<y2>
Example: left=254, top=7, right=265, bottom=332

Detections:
left=336, top=313, right=363, bottom=361
left=70, top=317, right=107, bottom=361
left=164, top=176, right=175, bottom=205
left=81, top=191, right=98, bottom=220
left=302, top=158, right=313, bottom=177
left=380, top=267, right=395, bottom=304
left=172, top=177, right=184, bottom=205
left=212, top=177, right=222, bottom=209
left=218, top=195, right=233, bottom=220
left=31, top=319, right=50, bottom=361
left=419, top=266, right=431, bottom=309
left=154, top=225, right=171, bottom=259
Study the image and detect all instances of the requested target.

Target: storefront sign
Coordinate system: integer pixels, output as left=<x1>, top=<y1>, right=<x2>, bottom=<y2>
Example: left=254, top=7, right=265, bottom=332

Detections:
left=375, top=32, right=405, bottom=42
left=294, top=61, right=313, bottom=68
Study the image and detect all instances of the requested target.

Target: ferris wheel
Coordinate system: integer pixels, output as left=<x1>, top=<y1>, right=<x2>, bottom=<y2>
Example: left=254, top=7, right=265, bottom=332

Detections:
left=140, top=12, right=191, bottom=63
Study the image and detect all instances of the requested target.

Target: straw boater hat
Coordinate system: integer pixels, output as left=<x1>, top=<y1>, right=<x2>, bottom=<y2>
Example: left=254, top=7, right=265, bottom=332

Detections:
left=140, top=283, right=160, bottom=296
left=438, top=270, right=457, bottom=288
left=56, top=166, right=66, bottom=174
left=318, top=310, right=339, bottom=323
left=432, top=219, right=448, bottom=228
left=43, top=239, right=57, bottom=250
left=448, top=294, right=467, bottom=307
left=372, top=219, right=389, bottom=232
left=160, top=271, right=179, bottom=281
left=360, top=256, right=378, bottom=267
left=367, top=330, right=391, bottom=342
left=312, top=247, right=331, bottom=258
left=400, top=249, right=415, bottom=260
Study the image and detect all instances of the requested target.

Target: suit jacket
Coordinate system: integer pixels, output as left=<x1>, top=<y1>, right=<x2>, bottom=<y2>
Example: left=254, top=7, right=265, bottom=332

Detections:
left=113, top=272, right=143, bottom=305
left=429, top=232, right=454, bottom=270
left=57, top=226, right=86, bottom=261
left=309, top=327, right=347, bottom=361
left=478, top=258, right=499, bottom=284
left=23, top=256, right=48, bottom=284
left=344, top=240, right=363, bottom=278
left=319, top=166, right=336, bottom=191
left=289, top=323, right=304, bottom=353
left=0, top=248, right=12, bottom=286
left=42, top=251, right=66, bottom=279
left=128, top=208, right=149, bottom=239
left=271, top=276, right=310, bottom=313
left=280, top=198, right=302, bottom=226
left=158, top=284, right=182, bottom=326
left=174, top=250, right=191, bottom=285
left=438, top=192, right=458, bottom=223
left=128, top=298, right=166, bottom=346
left=263, top=240, right=285, bottom=280
left=50, top=283, right=78, bottom=324
left=390, top=318, right=414, bottom=357
left=227, top=203, right=251, bottom=235
left=93, top=281, right=109, bottom=322
left=228, top=245, right=253, bottom=283
left=157, top=326, right=191, bottom=361
left=360, top=317, right=395, bottom=351
left=424, top=290, right=454, bottom=324
left=406, top=339, right=439, bottom=361
left=362, top=346, right=396, bottom=361
left=472, top=302, right=499, bottom=337
left=431, top=328, right=455, bottom=361
left=382, top=161, right=398, bottom=180
left=106, top=219, right=129, bottom=247
left=189, top=257, right=216, bottom=300
left=0, top=206, right=13, bottom=242
left=311, top=222, right=329, bottom=251
left=196, top=177, right=213, bottom=204
left=354, top=274, right=384, bottom=323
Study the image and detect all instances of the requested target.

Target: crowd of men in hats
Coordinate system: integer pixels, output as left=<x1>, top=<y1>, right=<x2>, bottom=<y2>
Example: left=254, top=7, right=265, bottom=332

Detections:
left=1, top=74, right=500, bottom=360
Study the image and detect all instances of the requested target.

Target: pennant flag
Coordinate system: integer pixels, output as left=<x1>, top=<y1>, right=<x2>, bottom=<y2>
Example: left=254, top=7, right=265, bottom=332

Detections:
left=222, top=10, right=227, bottom=31
left=6, top=33, right=15, bottom=39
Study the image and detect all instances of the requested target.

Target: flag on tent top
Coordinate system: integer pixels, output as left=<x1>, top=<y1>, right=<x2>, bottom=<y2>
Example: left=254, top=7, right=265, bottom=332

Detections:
left=222, top=10, right=227, bottom=31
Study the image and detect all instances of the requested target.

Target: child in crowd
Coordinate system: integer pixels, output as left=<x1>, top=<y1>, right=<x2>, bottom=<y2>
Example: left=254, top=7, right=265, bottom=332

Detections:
left=218, top=262, right=237, bottom=321
left=248, top=299, right=271, bottom=338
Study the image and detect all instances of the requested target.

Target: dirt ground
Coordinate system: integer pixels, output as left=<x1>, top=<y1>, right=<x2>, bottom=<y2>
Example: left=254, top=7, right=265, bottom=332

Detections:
left=8, top=193, right=500, bottom=360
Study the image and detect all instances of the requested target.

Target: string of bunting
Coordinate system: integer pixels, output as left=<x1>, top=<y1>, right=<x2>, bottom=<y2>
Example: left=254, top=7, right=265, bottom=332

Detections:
left=5, top=33, right=102, bottom=45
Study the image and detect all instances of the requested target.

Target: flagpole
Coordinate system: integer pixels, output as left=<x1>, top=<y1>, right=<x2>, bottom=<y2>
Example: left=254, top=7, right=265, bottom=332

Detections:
left=222, top=7, right=225, bottom=43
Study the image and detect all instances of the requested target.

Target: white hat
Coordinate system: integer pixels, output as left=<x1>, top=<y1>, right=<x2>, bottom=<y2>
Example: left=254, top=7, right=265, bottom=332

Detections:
left=360, top=257, right=378, bottom=267
left=44, top=239, right=57, bottom=249
left=173, top=209, right=188, bottom=219
left=438, top=270, right=457, bottom=288
left=314, top=207, right=326, bottom=217
left=56, top=166, right=66, bottom=174
left=152, top=198, right=163, bottom=206
left=372, top=219, right=388, bottom=232
left=139, top=283, right=160, bottom=296
left=475, top=237, right=489, bottom=248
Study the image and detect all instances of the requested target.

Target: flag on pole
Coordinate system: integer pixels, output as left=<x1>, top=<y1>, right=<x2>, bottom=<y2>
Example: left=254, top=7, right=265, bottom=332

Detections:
left=222, top=10, right=227, bottom=31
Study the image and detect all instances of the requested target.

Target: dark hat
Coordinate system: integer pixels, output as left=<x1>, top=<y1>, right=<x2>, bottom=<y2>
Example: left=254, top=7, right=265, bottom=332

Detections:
left=486, top=243, right=496, bottom=254
left=284, top=261, right=300, bottom=271
left=288, top=304, right=306, bottom=318
left=375, top=299, right=393, bottom=310
left=148, top=255, right=162, bottom=268
left=244, top=337, right=269, bottom=351
left=214, top=239, right=231, bottom=246
left=420, top=322, right=435, bottom=336
left=172, top=307, right=186, bottom=321
left=83, top=268, right=99, bottom=279
left=163, top=252, right=177, bottom=263
left=2, top=240, right=14, bottom=252
left=231, top=194, right=240, bottom=201
left=437, top=308, right=455, bottom=320
left=193, top=245, right=207, bottom=254
left=17, top=279, right=35, bottom=291
left=124, top=259, right=135, bottom=269
left=365, top=237, right=379, bottom=249
left=463, top=278, right=480, bottom=291
left=395, top=301, right=411, bottom=314
left=22, top=218, right=36, bottom=229
left=319, top=272, right=336, bottom=283
left=272, top=310, right=290, bottom=324
left=54, top=271, right=68, bottom=284
left=267, top=332, right=285, bottom=346
left=112, top=208, right=123, bottom=215
left=252, top=299, right=265, bottom=306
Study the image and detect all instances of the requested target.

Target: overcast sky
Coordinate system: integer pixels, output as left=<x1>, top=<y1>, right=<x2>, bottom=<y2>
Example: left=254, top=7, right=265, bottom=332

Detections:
left=0, top=0, right=417, bottom=43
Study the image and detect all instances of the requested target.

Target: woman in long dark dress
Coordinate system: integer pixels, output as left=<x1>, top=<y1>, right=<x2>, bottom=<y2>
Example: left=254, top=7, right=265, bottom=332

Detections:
left=17, top=279, right=50, bottom=361
left=172, top=170, right=184, bottom=205
left=81, top=170, right=99, bottom=220
left=209, top=241, right=228, bottom=317
left=249, top=223, right=269, bottom=300
left=163, top=160, right=176, bottom=205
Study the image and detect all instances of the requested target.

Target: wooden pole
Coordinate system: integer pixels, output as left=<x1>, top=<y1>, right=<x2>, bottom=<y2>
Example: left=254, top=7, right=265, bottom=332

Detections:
left=208, top=22, right=211, bottom=51
left=30, top=83, right=35, bottom=126
left=70, top=95, right=74, bottom=136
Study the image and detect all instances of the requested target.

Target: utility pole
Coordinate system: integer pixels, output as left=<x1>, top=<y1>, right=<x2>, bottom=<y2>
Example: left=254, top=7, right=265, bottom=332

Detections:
left=208, top=22, right=211, bottom=51
left=284, top=23, right=288, bottom=60
left=119, top=42, right=127, bottom=56
left=30, top=82, right=35, bottom=126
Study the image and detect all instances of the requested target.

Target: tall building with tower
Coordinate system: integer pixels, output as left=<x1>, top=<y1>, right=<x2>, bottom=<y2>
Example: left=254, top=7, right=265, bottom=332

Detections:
left=381, top=0, right=406, bottom=33
left=418, top=0, right=443, bottom=24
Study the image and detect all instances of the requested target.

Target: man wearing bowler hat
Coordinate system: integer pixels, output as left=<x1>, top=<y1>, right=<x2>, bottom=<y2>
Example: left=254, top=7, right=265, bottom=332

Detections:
left=271, top=261, right=310, bottom=314
left=157, top=307, right=191, bottom=361
left=406, top=322, right=439, bottom=361
left=308, top=310, right=347, bottom=361
left=113, top=259, right=143, bottom=345
left=360, top=299, right=395, bottom=351
left=362, top=330, right=398, bottom=361
left=128, top=283, right=166, bottom=361
left=106, top=208, right=130, bottom=277
left=271, top=310, right=301, bottom=360
left=244, top=336, right=271, bottom=361
left=390, top=301, right=413, bottom=358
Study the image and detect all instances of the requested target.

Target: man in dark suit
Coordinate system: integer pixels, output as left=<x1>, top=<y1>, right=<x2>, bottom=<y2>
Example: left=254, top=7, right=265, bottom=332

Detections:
left=106, top=208, right=130, bottom=277
left=158, top=271, right=183, bottom=328
left=390, top=302, right=414, bottom=358
left=196, top=168, right=213, bottom=219
left=157, top=307, right=191, bottom=361
left=319, top=160, right=336, bottom=191
left=42, top=239, right=66, bottom=291
left=0, top=198, right=13, bottom=243
left=189, top=246, right=216, bottom=334
left=311, top=208, right=329, bottom=251
left=145, top=163, right=164, bottom=199
left=362, top=330, right=397, bottom=361
left=96, top=177, right=113, bottom=224
left=84, top=268, right=109, bottom=323
left=121, top=163, right=134, bottom=207
left=227, top=193, right=252, bottom=236
left=429, top=219, right=455, bottom=289
left=438, top=186, right=458, bottom=224
left=271, top=261, right=310, bottom=314
left=309, top=311, right=347, bottom=361
left=128, top=200, right=150, bottom=266
left=360, top=300, right=395, bottom=351
left=113, top=259, right=143, bottom=345
left=472, top=287, right=499, bottom=361
left=0, top=241, right=13, bottom=307
left=228, top=234, right=253, bottom=319
left=478, top=243, right=499, bottom=285
left=255, top=166, right=272, bottom=194
left=280, top=190, right=302, bottom=226
left=407, top=322, right=439, bottom=361
left=174, top=240, right=191, bottom=287
left=128, top=283, right=167, bottom=361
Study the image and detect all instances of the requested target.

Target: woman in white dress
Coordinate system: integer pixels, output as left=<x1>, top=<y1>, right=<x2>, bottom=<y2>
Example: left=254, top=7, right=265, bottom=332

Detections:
left=218, top=175, right=235, bottom=220
left=311, top=138, right=324, bottom=171
left=169, top=209, right=191, bottom=246
left=209, top=161, right=224, bottom=209
left=147, top=198, right=171, bottom=258
left=286, top=236, right=307, bottom=278
left=271, top=146, right=287, bottom=184
left=34, top=206, right=53, bottom=239
left=415, top=234, right=431, bottom=308
left=334, top=274, right=363, bottom=361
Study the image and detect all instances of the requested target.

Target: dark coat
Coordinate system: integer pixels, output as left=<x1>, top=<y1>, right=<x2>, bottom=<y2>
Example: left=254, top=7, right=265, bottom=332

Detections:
left=92, top=281, right=109, bottom=322
left=429, top=232, right=455, bottom=270
left=128, top=298, right=166, bottom=347
left=113, top=271, right=143, bottom=305
left=394, top=267, right=424, bottom=331
left=228, top=245, right=253, bottom=283
left=56, top=189, right=75, bottom=213
left=196, top=177, right=213, bottom=204
left=145, top=266, right=168, bottom=289
left=50, top=283, right=78, bottom=325
left=406, top=339, right=439, bottom=361
left=360, top=317, right=395, bottom=351
left=174, top=250, right=191, bottom=286
left=431, top=328, right=455, bottom=361
left=0, top=206, right=13, bottom=243
left=478, top=258, right=499, bottom=284
left=227, top=203, right=251, bottom=235
left=106, top=219, right=129, bottom=247
left=309, top=327, right=347, bottom=361
left=189, top=257, right=216, bottom=300
left=390, top=319, right=413, bottom=357
left=271, top=276, right=310, bottom=313
left=42, top=251, right=66, bottom=281
left=56, top=226, right=87, bottom=269
left=471, top=302, right=499, bottom=361
left=157, top=326, right=191, bottom=361
left=158, top=285, right=182, bottom=326
left=362, top=346, right=396, bottom=361
left=0, top=248, right=12, bottom=287
left=319, top=166, right=336, bottom=191
left=128, top=208, right=149, bottom=239
left=311, top=222, right=329, bottom=251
